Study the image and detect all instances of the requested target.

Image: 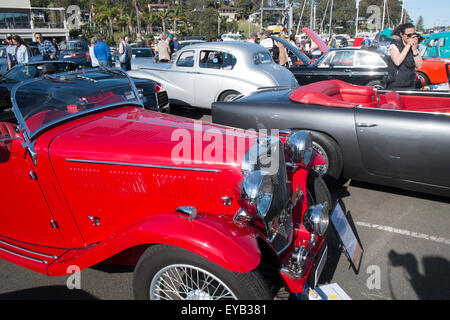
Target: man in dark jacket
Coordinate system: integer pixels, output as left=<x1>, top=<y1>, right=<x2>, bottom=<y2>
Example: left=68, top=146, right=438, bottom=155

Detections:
left=386, top=23, right=423, bottom=89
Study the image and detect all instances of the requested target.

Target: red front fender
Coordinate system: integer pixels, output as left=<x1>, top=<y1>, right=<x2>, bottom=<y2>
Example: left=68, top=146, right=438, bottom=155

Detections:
left=47, top=212, right=261, bottom=276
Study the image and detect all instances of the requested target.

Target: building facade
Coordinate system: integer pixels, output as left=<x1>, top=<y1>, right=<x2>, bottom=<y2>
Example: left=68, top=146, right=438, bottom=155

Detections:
left=0, top=0, right=69, bottom=41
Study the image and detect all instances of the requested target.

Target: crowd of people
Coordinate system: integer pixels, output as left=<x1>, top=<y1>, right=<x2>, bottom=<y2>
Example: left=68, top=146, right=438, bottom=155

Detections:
left=4, top=22, right=422, bottom=89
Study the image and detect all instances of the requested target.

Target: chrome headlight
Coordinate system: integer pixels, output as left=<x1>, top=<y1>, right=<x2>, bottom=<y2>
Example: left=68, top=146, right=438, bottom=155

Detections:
left=303, top=203, right=329, bottom=236
left=240, top=170, right=274, bottom=218
left=285, top=130, right=313, bottom=168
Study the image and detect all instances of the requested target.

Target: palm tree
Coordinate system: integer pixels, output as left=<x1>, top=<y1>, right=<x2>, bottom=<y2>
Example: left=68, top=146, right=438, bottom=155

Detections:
left=157, top=8, right=173, bottom=35
left=170, top=6, right=186, bottom=36
left=143, top=10, right=161, bottom=35
left=132, top=0, right=142, bottom=34
left=122, top=13, right=136, bottom=37
left=93, top=1, right=119, bottom=38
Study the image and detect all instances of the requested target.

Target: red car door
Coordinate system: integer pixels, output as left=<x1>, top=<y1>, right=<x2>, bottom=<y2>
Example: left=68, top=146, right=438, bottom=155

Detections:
left=0, top=133, right=64, bottom=272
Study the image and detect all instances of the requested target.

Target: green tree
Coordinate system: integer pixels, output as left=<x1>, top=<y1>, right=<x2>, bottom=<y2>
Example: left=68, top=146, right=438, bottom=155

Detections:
left=170, top=6, right=186, bottom=36
left=157, top=8, right=173, bottom=34
left=416, top=15, right=425, bottom=33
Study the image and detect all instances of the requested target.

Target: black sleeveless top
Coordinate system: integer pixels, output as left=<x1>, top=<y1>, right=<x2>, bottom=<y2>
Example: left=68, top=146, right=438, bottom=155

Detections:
left=386, top=40, right=416, bottom=88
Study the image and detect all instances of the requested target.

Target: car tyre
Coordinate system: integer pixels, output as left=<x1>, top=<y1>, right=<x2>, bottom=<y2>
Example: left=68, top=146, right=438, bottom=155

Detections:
left=366, top=80, right=385, bottom=89
left=307, top=171, right=333, bottom=214
left=416, top=71, right=430, bottom=87
left=218, top=90, right=241, bottom=102
left=133, top=244, right=272, bottom=300
left=310, top=131, right=343, bottom=184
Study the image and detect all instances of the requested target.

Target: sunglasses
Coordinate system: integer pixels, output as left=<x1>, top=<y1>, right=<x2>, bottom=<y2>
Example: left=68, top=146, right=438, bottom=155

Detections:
left=404, top=33, right=415, bottom=38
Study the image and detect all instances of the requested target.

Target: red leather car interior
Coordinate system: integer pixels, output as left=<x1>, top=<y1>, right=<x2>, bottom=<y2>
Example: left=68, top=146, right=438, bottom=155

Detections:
left=378, top=92, right=450, bottom=113
left=291, top=80, right=450, bottom=114
left=289, top=80, right=378, bottom=108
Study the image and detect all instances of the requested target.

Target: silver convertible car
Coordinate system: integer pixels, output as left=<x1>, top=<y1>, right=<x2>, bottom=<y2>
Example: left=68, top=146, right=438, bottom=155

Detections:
left=127, top=41, right=299, bottom=109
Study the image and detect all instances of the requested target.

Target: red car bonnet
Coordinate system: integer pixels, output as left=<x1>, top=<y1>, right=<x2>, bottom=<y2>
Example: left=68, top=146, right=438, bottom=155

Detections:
left=302, top=27, right=329, bottom=54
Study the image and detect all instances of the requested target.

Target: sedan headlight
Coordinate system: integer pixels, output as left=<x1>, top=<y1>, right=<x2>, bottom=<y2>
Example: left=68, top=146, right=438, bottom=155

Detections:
left=240, top=170, right=274, bottom=218
left=303, top=203, right=329, bottom=237
left=285, top=130, right=313, bottom=168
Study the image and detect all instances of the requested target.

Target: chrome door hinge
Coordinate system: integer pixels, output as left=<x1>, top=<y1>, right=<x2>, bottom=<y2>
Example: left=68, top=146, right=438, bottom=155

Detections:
left=50, top=219, right=59, bottom=229
left=88, top=216, right=101, bottom=226
left=29, top=170, right=37, bottom=180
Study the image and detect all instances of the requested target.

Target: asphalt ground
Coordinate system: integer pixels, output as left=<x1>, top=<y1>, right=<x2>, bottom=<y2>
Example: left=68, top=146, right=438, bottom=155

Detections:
left=0, top=106, right=449, bottom=300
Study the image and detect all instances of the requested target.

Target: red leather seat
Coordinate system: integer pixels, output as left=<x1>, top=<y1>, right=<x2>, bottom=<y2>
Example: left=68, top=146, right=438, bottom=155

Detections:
left=289, top=80, right=378, bottom=108
left=383, top=91, right=403, bottom=109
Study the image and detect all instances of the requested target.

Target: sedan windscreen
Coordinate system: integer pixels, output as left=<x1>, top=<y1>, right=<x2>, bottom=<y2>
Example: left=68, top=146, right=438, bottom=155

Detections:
left=13, top=69, right=140, bottom=137
left=132, top=49, right=154, bottom=57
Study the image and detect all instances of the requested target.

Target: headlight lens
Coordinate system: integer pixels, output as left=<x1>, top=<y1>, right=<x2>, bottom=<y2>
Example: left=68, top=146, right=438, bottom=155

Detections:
left=303, top=203, right=329, bottom=236
left=285, top=130, right=313, bottom=168
left=240, top=170, right=274, bottom=218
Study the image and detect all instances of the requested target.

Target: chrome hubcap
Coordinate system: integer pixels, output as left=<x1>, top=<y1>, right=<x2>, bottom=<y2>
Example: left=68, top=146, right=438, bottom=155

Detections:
left=149, top=264, right=237, bottom=300
left=223, top=93, right=238, bottom=102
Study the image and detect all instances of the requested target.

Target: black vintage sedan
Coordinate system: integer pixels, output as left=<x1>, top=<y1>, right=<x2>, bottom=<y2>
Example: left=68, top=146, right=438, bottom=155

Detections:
left=212, top=80, right=450, bottom=197
left=273, top=36, right=388, bottom=88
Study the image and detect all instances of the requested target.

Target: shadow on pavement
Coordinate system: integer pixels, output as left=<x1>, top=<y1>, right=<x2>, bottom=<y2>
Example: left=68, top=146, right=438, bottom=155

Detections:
left=0, top=286, right=98, bottom=300
left=388, top=250, right=450, bottom=300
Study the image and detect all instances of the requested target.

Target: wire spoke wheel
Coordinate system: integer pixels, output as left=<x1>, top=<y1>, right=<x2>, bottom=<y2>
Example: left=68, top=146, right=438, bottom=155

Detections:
left=150, top=264, right=238, bottom=300
left=312, top=141, right=329, bottom=177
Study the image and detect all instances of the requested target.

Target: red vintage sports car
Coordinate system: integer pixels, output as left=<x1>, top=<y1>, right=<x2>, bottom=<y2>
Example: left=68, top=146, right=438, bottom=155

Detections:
left=0, top=69, right=360, bottom=300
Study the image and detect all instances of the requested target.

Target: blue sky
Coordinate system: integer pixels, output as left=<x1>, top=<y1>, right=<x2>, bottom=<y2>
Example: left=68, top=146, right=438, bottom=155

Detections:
left=406, top=0, right=450, bottom=28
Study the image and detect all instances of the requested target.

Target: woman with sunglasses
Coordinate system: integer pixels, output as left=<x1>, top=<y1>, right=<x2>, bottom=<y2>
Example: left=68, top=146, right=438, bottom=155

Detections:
left=386, top=23, right=423, bottom=89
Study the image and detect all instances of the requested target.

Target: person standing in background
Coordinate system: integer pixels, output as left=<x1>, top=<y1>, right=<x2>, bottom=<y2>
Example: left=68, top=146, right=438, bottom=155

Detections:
left=12, top=35, right=30, bottom=65
left=88, top=37, right=99, bottom=68
left=35, top=32, right=57, bottom=60
left=247, top=32, right=258, bottom=43
left=136, top=32, right=147, bottom=48
left=5, top=34, right=17, bottom=70
left=386, top=23, right=423, bottom=89
left=167, top=34, right=174, bottom=58
left=94, top=35, right=112, bottom=67
left=157, top=34, right=171, bottom=63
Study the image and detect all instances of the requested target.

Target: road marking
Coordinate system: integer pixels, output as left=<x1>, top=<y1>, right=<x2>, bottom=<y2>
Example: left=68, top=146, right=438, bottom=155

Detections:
left=356, top=221, right=450, bottom=245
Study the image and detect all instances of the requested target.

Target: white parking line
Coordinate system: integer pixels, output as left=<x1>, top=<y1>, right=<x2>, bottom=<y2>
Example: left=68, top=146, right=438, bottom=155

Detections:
left=356, top=221, right=450, bottom=245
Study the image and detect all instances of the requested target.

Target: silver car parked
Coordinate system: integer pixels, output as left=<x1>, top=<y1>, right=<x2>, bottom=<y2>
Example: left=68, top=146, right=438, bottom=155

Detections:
left=128, top=41, right=298, bottom=109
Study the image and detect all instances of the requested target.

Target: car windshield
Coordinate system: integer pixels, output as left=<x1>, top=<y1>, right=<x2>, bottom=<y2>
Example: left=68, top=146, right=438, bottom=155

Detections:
left=1, top=63, right=78, bottom=83
left=12, top=69, right=140, bottom=139
left=132, top=48, right=154, bottom=57
left=254, top=52, right=273, bottom=64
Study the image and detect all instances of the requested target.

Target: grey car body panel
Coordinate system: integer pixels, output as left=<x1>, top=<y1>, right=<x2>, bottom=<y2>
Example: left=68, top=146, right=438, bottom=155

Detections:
left=212, top=88, right=450, bottom=197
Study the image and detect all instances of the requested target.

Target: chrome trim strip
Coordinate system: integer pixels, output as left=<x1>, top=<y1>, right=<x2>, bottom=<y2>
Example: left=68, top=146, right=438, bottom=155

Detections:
left=0, top=246, right=48, bottom=264
left=0, top=240, right=58, bottom=259
left=65, top=158, right=222, bottom=173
